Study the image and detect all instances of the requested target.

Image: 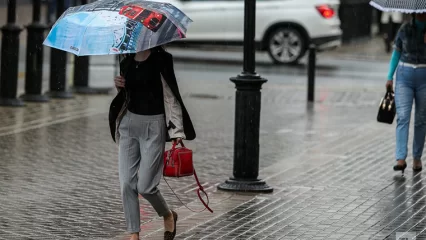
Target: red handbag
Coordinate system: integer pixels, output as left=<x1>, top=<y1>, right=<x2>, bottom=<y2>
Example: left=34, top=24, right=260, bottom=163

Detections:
left=163, top=141, right=213, bottom=213
left=164, top=141, right=194, bottom=177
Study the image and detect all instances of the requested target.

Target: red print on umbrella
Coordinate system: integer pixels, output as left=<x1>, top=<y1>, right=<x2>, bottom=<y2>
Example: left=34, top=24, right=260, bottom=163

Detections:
left=119, top=5, right=166, bottom=32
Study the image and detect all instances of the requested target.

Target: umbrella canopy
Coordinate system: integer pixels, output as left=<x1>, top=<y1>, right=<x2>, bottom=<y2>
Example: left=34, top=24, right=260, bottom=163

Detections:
left=370, top=0, right=426, bottom=13
left=43, top=0, right=192, bottom=56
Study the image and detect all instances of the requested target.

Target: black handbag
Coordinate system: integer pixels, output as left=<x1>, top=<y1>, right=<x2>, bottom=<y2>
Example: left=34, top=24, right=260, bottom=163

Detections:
left=377, top=89, right=396, bottom=124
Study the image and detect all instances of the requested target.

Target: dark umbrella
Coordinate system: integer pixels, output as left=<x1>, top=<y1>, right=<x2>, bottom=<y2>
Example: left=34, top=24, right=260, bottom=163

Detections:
left=370, top=0, right=426, bottom=13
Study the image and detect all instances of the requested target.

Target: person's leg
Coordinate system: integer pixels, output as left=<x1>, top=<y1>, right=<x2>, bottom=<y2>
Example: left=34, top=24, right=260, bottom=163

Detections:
left=412, top=68, right=426, bottom=164
left=136, top=114, right=175, bottom=233
left=395, top=65, right=415, bottom=162
left=384, top=23, right=392, bottom=53
left=137, top=115, right=170, bottom=217
left=118, top=113, right=142, bottom=235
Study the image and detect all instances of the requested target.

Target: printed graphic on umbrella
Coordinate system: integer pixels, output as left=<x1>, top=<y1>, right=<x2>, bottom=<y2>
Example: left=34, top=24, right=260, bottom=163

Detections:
left=370, top=0, right=426, bottom=13
left=43, top=0, right=192, bottom=56
left=119, top=5, right=166, bottom=32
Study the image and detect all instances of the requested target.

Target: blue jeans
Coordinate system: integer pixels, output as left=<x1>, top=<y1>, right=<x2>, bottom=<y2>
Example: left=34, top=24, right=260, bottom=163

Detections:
left=395, top=64, right=426, bottom=161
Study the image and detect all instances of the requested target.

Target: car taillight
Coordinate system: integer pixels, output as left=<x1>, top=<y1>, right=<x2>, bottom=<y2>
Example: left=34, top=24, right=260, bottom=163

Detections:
left=316, top=5, right=335, bottom=19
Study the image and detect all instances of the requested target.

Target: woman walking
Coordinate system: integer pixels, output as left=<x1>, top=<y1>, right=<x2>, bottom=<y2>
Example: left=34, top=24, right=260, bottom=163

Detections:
left=387, top=13, right=426, bottom=174
left=109, top=46, right=196, bottom=240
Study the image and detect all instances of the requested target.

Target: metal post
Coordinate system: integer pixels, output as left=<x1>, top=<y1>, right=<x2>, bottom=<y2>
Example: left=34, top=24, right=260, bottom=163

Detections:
left=46, top=0, right=56, bottom=27
left=48, top=0, right=74, bottom=99
left=307, top=45, right=316, bottom=103
left=46, top=0, right=51, bottom=25
left=21, top=0, right=50, bottom=102
left=217, top=0, right=272, bottom=193
left=0, top=0, right=24, bottom=106
left=114, top=55, right=119, bottom=77
left=73, top=55, right=111, bottom=94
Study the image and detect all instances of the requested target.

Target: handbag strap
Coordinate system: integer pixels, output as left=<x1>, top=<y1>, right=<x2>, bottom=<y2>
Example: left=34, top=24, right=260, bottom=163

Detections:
left=386, top=86, right=394, bottom=96
left=163, top=169, right=214, bottom=213
left=171, top=141, right=185, bottom=150
left=193, top=170, right=213, bottom=213
left=385, top=87, right=394, bottom=100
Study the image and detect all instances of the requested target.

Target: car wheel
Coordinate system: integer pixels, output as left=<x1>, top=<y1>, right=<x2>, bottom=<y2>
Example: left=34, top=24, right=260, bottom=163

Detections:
left=266, top=27, right=307, bottom=65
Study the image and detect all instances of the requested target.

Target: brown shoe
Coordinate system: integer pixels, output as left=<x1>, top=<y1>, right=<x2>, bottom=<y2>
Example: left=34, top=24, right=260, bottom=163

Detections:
left=413, top=159, right=423, bottom=171
left=164, top=211, right=178, bottom=240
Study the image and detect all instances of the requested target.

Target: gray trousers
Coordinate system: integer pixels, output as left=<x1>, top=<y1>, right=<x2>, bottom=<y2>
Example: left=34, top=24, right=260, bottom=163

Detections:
left=118, top=111, right=170, bottom=233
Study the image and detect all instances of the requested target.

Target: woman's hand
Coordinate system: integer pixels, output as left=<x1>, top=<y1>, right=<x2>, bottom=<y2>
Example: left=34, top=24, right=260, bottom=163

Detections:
left=114, top=76, right=125, bottom=88
left=386, top=80, right=393, bottom=91
left=172, top=138, right=182, bottom=146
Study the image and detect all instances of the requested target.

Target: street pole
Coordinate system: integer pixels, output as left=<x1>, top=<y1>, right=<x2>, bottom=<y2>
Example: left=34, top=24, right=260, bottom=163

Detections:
left=0, top=0, right=24, bottom=107
left=217, top=0, right=272, bottom=193
left=21, top=0, right=50, bottom=102
left=48, top=0, right=74, bottom=99
left=46, top=0, right=53, bottom=26
left=73, top=55, right=111, bottom=94
left=307, top=45, right=316, bottom=103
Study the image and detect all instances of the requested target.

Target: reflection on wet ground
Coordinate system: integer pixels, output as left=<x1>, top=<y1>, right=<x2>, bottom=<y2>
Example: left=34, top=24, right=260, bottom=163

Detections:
left=0, top=62, right=425, bottom=240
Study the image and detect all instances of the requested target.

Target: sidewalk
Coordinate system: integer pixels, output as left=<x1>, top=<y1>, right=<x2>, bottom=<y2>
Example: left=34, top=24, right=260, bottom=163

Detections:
left=0, top=5, right=420, bottom=240
left=0, top=62, right=424, bottom=240
left=324, top=37, right=391, bottom=62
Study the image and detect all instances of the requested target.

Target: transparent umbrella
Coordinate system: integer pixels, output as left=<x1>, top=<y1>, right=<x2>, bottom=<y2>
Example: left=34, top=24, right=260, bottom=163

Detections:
left=43, top=0, right=193, bottom=56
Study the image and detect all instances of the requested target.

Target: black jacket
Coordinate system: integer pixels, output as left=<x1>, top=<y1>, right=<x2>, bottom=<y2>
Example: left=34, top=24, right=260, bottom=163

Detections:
left=108, top=51, right=196, bottom=142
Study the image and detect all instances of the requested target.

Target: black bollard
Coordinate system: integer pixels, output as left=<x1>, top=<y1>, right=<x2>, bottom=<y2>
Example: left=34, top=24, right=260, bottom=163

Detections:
left=73, top=55, right=112, bottom=94
left=46, top=0, right=53, bottom=26
left=48, top=0, right=74, bottom=99
left=0, top=0, right=24, bottom=107
left=217, top=0, right=272, bottom=193
left=307, top=44, right=316, bottom=103
left=114, top=55, right=119, bottom=77
left=21, top=0, right=50, bottom=102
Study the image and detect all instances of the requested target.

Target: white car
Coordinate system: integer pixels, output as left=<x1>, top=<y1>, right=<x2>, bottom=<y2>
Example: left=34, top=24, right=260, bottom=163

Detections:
left=164, top=0, right=342, bottom=64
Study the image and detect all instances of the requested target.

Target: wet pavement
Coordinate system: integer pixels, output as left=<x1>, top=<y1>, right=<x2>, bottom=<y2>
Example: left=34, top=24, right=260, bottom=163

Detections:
left=0, top=4, right=420, bottom=239
left=324, top=37, right=391, bottom=62
left=0, top=55, right=425, bottom=240
left=7, top=46, right=391, bottom=100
